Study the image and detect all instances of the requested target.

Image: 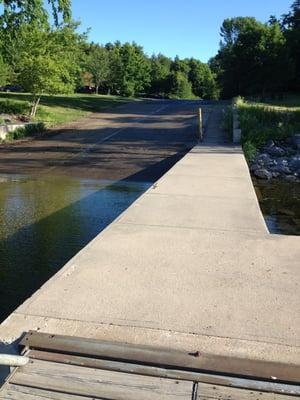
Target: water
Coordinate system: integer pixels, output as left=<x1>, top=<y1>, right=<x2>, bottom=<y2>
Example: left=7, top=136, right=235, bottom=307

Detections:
left=0, top=175, right=150, bottom=322
left=254, top=179, right=300, bottom=236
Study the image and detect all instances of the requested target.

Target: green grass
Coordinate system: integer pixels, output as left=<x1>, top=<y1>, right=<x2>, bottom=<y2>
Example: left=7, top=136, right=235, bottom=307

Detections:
left=0, top=92, right=133, bottom=128
left=221, top=106, right=233, bottom=141
left=249, top=94, right=300, bottom=109
left=5, top=122, right=45, bottom=141
left=236, top=95, right=300, bottom=161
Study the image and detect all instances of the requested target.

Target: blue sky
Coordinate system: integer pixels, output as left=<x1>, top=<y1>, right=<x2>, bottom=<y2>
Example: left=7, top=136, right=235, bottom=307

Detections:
left=73, top=0, right=290, bottom=62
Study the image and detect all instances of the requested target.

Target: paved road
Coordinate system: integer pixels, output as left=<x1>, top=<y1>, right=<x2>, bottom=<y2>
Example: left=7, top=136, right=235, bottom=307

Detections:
left=0, top=100, right=208, bottom=182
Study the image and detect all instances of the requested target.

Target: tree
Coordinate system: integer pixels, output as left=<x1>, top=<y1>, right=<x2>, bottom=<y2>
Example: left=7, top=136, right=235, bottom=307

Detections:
left=105, top=41, right=122, bottom=95
left=282, top=1, right=300, bottom=89
left=188, top=59, right=219, bottom=99
left=118, top=42, right=150, bottom=96
left=149, top=53, right=171, bottom=96
left=211, top=17, right=288, bottom=98
left=170, top=56, right=190, bottom=75
left=0, top=55, right=10, bottom=86
left=85, top=44, right=109, bottom=94
left=15, top=24, right=82, bottom=117
left=0, top=0, right=71, bottom=29
left=167, top=71, right=193, bottom=99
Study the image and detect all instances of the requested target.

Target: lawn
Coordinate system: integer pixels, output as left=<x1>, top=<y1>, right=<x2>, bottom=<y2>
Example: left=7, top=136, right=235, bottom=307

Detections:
left=252, top=94, right=300, bottom=109
left=236, top=94, right=300, bottom=160
left=0, top=92, right=133, bottom=127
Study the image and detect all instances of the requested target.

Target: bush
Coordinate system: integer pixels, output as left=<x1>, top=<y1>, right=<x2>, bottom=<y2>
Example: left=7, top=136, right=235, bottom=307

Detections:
left=0, top=99, right=30, bottom=115
left=243, top=141, right=257, bottom=161
left=5, top=122, right=45, bottom=141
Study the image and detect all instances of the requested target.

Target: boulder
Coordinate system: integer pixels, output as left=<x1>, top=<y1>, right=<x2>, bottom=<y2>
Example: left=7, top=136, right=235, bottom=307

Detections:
left=250, top=163, right=260, bottom=172
left=271, top=172, right=280, bottom=178
left=255, top=153, right=272, bottom=166
left=266, top=139, right=275, bottom=148
left=275, top=165, right=291, bottom=174
left=267, top=146, right=286, bottom=157
left=292, top=134, right=300, bottom=150
left=284, top=175, right=298, bottom=183
left=290, top=156, right=300, bottom=171
left=254, top=168, right=272, bottom=180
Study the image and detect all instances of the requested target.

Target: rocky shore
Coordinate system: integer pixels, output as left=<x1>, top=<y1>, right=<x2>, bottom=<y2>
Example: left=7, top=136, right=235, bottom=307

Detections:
left=250, top=136, right=300, bottom=182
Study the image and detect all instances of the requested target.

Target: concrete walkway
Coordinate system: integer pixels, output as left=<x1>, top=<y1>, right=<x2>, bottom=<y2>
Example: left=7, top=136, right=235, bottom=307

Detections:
left=1, top=105, right=299, bottom=368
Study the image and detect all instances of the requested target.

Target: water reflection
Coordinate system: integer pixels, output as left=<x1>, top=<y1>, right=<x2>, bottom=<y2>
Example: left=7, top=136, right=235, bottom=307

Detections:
left=0, top=175, right=150, bottom=322
left=254, top=179, right=300, bottom=236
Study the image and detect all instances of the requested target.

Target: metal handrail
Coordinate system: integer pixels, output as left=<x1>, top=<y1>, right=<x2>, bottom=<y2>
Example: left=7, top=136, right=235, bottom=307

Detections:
left=0, top=354, right=29, bottom=367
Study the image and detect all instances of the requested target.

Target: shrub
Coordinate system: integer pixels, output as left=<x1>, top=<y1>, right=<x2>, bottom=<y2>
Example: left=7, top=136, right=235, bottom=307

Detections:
left=243, top=141, right=257, bottom=161
left=5, top=122, right=45, bottom=141
left=0, top=99, right=30, bottom=115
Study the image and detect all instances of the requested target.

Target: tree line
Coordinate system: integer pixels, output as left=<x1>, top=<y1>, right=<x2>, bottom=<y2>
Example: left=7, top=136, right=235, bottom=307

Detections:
left=0, top=0, right=218, bottom=117
left=209, top=0, right=300, bottom=98
left=0, top=0, right=299, bottom=117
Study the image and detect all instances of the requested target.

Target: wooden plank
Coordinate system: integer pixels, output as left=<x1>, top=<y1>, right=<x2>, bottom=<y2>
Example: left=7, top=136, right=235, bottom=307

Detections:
left=20, top=331, right=300, bottom=383
left=0, top=384, right=92, bottom=399
left=10, top=358, right=193, bottom=400
left=196, top=382, right=299, bottom=400
left=27, top=350, right=300, bottom=396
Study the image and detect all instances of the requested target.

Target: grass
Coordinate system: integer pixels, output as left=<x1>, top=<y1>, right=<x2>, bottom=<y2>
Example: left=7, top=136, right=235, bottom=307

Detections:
left=0, top=92, right=133, bottom=128
left=236, top=95, right=300, bottom=160
left=221, top=106, right=233, bottom=141
left=5, top=122, right=45, bottom=141
left=248, top=94, right=300, bottom=109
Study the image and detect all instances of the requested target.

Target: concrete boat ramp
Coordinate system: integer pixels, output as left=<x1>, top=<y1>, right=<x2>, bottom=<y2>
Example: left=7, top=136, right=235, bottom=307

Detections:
left=0, top=104, right=300, bottom=398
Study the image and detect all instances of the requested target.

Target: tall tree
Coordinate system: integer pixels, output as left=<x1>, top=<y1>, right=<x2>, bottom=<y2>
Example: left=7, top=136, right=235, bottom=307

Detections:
left=188, top=59, right=219, bottom=99
left=85, top=44, right=109, bottom=95
left=282, top=1, right=300, bottom=89
left=167, top=71, right=193, bottom=99
left=118, top=42, right=150, bottom=97
left=15, top=23, right=82, bottom=116
left=149, top=53, right=171, bottom=96
left=0, top=0, right=71, bottom=28
left=0, top=55, right=10, bottom=86
left=211, top=17, right=288, bottom=98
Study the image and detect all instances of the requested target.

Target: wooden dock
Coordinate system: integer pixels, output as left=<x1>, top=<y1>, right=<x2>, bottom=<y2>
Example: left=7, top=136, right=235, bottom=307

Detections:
left=0, top=332, right=299, bottom=399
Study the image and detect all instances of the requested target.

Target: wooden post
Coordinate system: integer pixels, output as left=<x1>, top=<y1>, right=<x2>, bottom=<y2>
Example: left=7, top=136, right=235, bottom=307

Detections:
left=198, top=108, right=203, bottom=141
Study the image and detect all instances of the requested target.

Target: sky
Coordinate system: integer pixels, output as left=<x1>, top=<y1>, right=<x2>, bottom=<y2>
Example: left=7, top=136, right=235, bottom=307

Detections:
left=72, top=0, right=290, bottom=62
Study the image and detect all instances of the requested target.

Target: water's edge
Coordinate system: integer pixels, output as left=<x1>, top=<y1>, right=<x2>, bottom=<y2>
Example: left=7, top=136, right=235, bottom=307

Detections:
left=0, top=174, right=151, bottom=322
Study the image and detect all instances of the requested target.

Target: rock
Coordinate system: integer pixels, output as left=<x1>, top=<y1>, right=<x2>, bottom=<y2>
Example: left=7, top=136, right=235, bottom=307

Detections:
left=267, top=146, right=286, bottom=157
left=256, top=153, right=272, bottom=166
left=292, top=134, right=300, bottom=150
left=290, top=156, right=300, bottom=171
left=284, top=175, right=298, bottom=183
left=266, top=139, right=275, bottom=148
left=254, top=168, right=272, bottom=180
left=250, top=163, right=260, bottom=172
left=272, top=172, right=280, bottom=178
left=275, top=165, right=291, bottom=174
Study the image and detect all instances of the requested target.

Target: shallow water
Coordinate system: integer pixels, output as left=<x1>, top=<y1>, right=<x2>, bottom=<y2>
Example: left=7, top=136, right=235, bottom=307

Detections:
left=0, top=175, right=150, bottom=322
left=254, top=179, right=300, bottom=236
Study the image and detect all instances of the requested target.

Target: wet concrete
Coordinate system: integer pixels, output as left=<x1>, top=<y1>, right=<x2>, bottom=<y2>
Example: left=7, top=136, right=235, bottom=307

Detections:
left=0, top=100, right=200, bottom=181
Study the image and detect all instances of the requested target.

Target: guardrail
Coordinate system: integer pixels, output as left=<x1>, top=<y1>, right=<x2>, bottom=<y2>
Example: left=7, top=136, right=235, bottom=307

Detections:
left=0, top=354, right=29, bottom=367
